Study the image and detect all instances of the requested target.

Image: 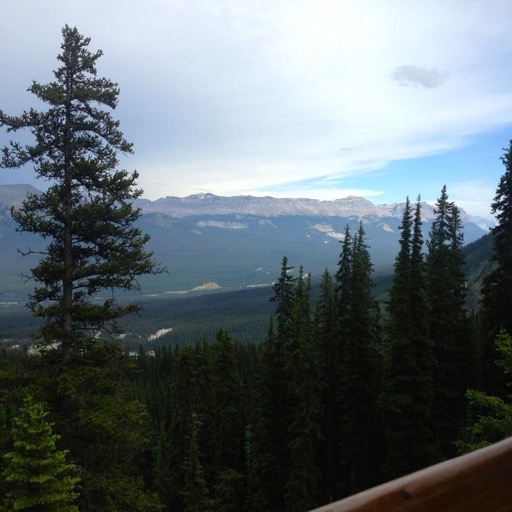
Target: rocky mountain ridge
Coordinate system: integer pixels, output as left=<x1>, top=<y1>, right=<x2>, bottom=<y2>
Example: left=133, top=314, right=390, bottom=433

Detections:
left=0, top=186, right=492, bottom=228
left=0, top=184, right=493, bottom=298
left=134, top=192, right=491, bottom=226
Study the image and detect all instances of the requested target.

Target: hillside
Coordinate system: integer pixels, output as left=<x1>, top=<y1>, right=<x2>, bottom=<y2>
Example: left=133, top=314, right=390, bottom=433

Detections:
left=0, top=185, right=492, bottom=299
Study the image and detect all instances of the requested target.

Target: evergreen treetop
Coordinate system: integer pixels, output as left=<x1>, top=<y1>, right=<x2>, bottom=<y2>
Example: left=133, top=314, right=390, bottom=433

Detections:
left=0, top=26, right=161, bottom=357
left=1, top=395, right=79, bottom=512
left=482, top=141, right=512, bottom=339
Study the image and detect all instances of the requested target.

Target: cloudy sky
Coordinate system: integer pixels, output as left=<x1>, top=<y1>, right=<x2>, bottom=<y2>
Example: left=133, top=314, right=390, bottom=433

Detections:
left=1, top=0, right=512, bottom=219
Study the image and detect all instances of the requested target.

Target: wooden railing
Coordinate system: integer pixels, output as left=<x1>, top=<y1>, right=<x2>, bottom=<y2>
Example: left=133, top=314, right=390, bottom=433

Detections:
left=311, top=436, right=512, bottom=512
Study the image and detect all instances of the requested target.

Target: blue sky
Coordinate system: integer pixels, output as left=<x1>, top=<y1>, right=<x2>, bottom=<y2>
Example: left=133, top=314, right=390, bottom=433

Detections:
left=1, top=0, right=512, bottom=220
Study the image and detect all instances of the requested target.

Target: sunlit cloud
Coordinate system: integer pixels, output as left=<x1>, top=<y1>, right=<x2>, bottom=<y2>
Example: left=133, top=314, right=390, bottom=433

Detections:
left=1, top=0, right=512, bottom=219
left=390, top=65, right=450, bottom=88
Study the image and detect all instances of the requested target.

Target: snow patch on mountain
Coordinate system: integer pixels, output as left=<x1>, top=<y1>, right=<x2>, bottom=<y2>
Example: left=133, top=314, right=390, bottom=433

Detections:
left=196, top=220, right=248, bottom=229
left=379, top=222, right=395, bottom=233
left=312, top=223, right=345, bottom=240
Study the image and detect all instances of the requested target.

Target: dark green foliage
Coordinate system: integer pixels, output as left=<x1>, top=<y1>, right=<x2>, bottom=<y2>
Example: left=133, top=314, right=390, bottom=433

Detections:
left=335, top=224, right=381, bottom=494
left=34, top=347, right=162, bottom=511
left=1, top=285, right=276, bottom=349
left=147, top=335, right=247, bottom=512
left=1, top=395, right=79, bottom=511
left=0, top=404, right=9, bottom=499
left=314, top=269, right=338, bottom=503
left=181, top=421, right=212, bottom=512
left=0, top=26, right=160, bottom=357
left=481, top=142, right=512, bottom=394
left=1, top=52, right=506, bottom=508
left=457, top=331, right=512, bottom=453
left=380, top=197, right=440, bottom=478
left=284, top=268, right=323, bottom=512
left=208, top=330, right=246, bottom=512
left=156, top=346, right=198, bottom=510
left=248, top=259, right=324, bottom=511
left=427, top=186, right=475, bottom=457
left=247, top=258, right=295, bottom=512
left=0, top=27, right=162, bottom=510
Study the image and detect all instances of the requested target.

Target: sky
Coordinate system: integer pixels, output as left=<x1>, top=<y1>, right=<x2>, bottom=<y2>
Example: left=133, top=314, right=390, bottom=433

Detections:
left=1, top=0, right=512, bottom=220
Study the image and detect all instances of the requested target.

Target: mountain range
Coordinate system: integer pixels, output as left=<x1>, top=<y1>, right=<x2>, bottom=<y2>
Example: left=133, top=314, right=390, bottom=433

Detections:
left=0, top=184, right=493, bottom=299
left=134, top=192, right=492, bottom=228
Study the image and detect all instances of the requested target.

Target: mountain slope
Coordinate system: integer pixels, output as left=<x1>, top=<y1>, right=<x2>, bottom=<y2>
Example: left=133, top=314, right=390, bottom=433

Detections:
left=0, top=186, right=491, bottom=298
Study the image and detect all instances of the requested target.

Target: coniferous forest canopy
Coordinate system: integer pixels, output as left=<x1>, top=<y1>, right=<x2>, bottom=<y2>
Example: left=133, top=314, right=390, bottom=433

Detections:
left=1, top=26, right=512, bottom=512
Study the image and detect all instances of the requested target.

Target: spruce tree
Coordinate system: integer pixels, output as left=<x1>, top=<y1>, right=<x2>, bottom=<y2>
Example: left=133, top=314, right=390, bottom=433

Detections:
left=1, top=395, right=79, bottom=512
left=481, top=141, right=512, bottom=393
left=209, top=330, right=246, bottom=512
left=247, top=258, right=295, bottom=512
left=457, top=330, right=512, bottom=453
left=318, top=226, right=355, bottom=499
left=158, top=346, right=199, bottom=511
left=426, top=186, right=474, bottom=457
left=181, top=419, right=212, bottom=512
left=336, top=224, right=381, bottom=494
left=0, top=26, right=163, bottom=511
left=0, top=26, right=160, bottom=357
left=314, top=269, right=339, bottom=503
left=284, top=268, right=323, bottom=512
left=271, top=256, right=296, bottom=346
left=335, top=225, right=353, bottom=320
left=380, top=198, right=440, bottom=479
left=41, top=347, right=162, bottom=511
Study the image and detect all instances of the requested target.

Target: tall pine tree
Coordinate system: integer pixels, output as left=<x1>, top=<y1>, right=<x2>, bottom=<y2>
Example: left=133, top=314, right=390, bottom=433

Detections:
left=427, top=186, right=474, bottom=457
left=481, top=141, right=512, bottom=394
left=247, top=257, right=295, bottom=512
left=315, top=269, right=339, bottom=504
left=157, top=346, right=199, bottom=511
left=0, top=29, right=165, bottom=510
left=181, top=418, right=212, bottom=512
left=0, top=26, right=160, bottom=358
left=209, top=330, right=246, bottom=512
left=284, top=268, right=323, bottom=512
left=336, top=224, right=381, bottom=495
left=380, top=197, right=440, bottom=479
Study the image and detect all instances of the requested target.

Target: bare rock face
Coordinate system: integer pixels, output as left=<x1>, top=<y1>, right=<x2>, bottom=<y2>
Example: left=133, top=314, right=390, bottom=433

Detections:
left=133, top=192, right=473, bottom=222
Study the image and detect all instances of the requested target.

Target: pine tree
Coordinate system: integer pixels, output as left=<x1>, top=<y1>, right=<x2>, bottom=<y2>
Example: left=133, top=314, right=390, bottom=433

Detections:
left=0, top=26, right=160, bottom=357
left=247, top=258, right=295, bottom=512
left=181, top=419, right=212, bottom=512
left=457, top=330, right=512, bottom=453
left=314, top=269, right=339, bottom=503
left=481, top=141, right=512, bottom=393
left=41, top=347, right=162, bottom=511
left=271, top=256, right=296, bottom=346
left=380, top=197, right=440, bottom=479
left=0, top=26, right=163, bottom=511
left=209, top=330, right=246, bottom=512
left=1, top=395, right=79, bottom=512
left=336, top=224, right=381, bottom=494
left=159, top=346, right=199, bottom=511
left=284, top=268, right=323, bottom=512
left=335, top=225, right=353, bottom=320
left=427, top=186, right=474, bottom=457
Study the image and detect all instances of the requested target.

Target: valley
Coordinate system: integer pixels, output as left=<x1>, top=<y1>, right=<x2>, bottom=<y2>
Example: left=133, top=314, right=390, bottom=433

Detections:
left=0, top=185, right=492, bottom=299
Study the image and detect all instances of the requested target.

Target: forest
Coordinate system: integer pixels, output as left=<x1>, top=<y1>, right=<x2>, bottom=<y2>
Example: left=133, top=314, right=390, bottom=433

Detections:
left=0, top=25, right=512, bottom=512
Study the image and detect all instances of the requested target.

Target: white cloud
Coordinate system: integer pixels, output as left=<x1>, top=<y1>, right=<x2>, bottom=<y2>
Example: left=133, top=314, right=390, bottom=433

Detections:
left=390, top=65, right=449, bottom=88
left=449, top=180, right=498, bottom=220
left=1, top=0, right=512, bottom=220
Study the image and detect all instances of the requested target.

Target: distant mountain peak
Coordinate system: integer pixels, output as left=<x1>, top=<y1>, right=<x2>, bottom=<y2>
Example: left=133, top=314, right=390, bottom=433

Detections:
left=0, top=184, right=41, bottom=209
left=0, top=185, right=493, bottom=229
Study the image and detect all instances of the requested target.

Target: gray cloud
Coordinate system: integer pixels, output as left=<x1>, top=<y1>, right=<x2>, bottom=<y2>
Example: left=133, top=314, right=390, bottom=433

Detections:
left=390, top=65, right=449, bottom=88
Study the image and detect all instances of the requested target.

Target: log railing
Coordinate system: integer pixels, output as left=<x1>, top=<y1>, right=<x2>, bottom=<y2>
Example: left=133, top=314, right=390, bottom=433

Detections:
left=310, top=436, right=512, bottom=512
